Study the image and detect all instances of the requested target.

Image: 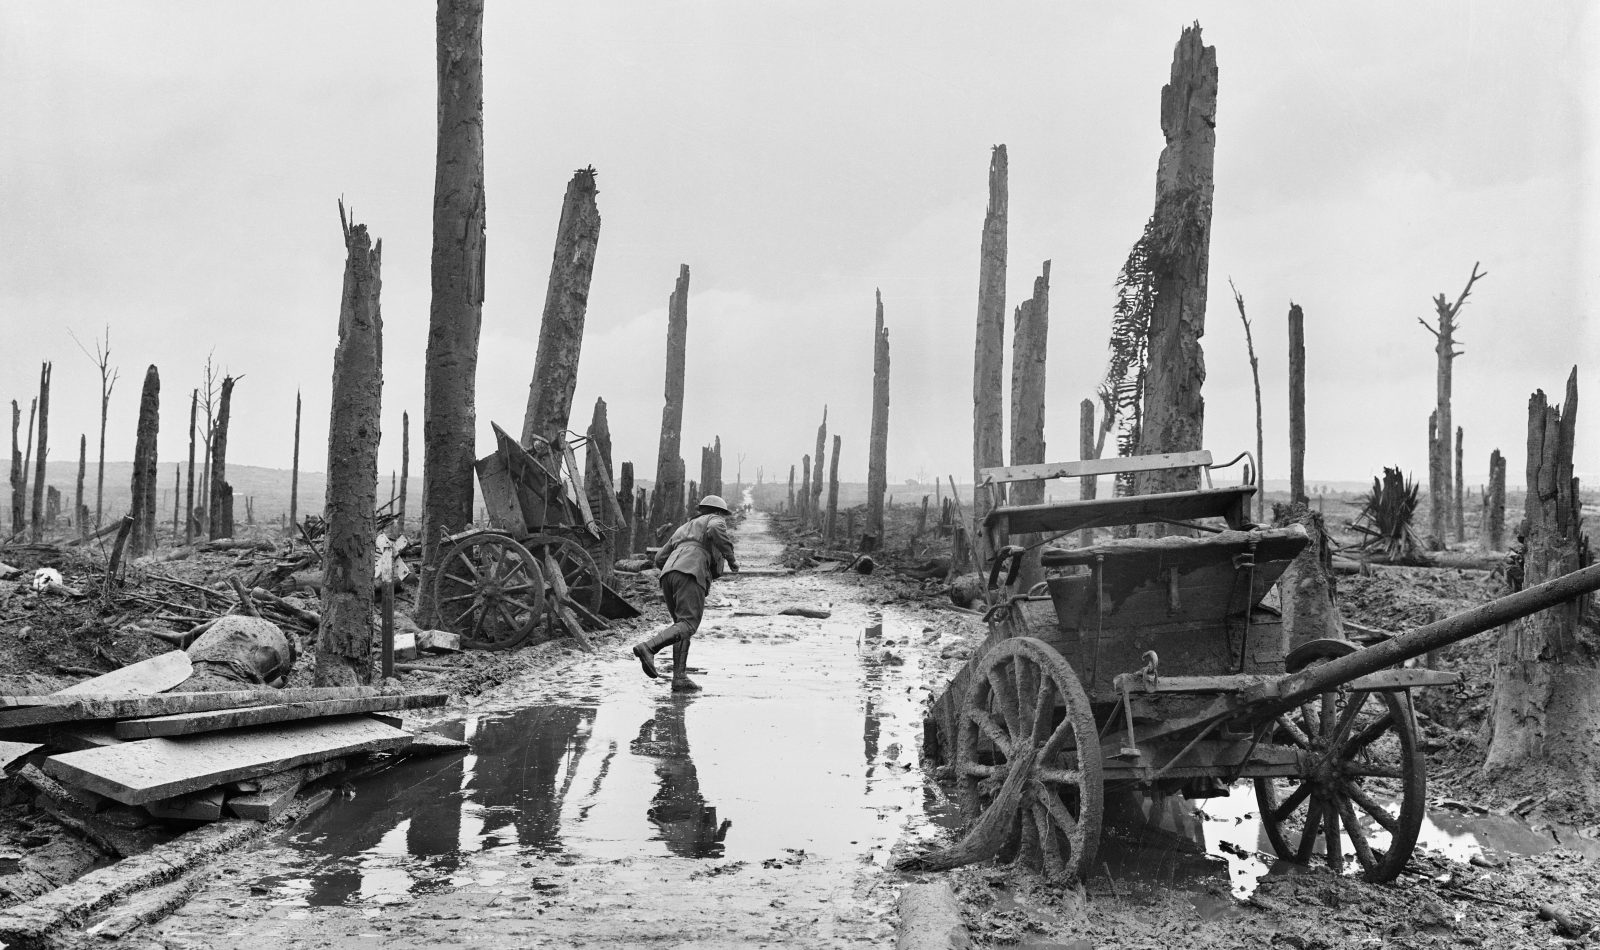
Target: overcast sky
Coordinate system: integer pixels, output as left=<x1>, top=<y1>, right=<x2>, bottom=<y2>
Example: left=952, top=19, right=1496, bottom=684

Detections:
left=3, top=2, right=1596, bottom=499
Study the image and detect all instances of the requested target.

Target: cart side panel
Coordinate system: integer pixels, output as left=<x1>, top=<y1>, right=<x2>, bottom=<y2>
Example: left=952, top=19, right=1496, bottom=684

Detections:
left=474, top=454, right=529, bottom=534
left=1033, top=609, right=1285, bottom=698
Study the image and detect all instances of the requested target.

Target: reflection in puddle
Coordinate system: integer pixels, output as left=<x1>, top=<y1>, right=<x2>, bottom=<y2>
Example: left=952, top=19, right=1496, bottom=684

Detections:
left=1102, top=781, right=1596, bottom=900
left=246, top=607, right=957, bottom=909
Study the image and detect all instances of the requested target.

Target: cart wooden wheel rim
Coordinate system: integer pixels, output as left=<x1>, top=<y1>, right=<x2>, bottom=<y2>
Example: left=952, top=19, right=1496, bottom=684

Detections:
left=521, top=533, right=602, bottom=614
left=956, top=636, right=1104, bottom=880
left=434, top=532, right=547, bottom=651
left=1253, top=639, right=1426, bottom=883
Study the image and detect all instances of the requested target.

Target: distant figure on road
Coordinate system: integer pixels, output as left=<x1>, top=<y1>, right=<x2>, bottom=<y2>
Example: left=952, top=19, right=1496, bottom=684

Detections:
left=632, top=494, right=739, bottom=692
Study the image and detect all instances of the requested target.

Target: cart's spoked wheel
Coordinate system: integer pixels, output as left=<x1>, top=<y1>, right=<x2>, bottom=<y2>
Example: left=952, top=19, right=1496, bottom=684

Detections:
left=434, top=534, right=546, bottom=651
left=956, top=636, right=1103, bottom=880
left=1254, top=639, right=1425, bottom=882
left=521, top=534, right=602, bottom=613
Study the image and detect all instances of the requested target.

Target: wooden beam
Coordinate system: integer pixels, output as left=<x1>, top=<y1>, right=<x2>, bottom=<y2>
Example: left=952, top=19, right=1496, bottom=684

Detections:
left=980, top=450, right=1214, bottom=486
left=0, top=686, right=393, bottom=725
left=43, top=715, right=412, bottom=805
left=114, top=693, right=447, bottom=739
left=54, top=652, right=192, bottom=697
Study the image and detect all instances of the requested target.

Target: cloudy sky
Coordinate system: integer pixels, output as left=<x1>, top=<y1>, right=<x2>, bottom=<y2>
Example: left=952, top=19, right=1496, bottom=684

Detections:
left=3, top=2, right=1596, bottom=500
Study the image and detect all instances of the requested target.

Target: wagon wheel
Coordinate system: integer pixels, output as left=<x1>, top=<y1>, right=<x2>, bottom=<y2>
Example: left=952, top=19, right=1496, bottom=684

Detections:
left=521, top=534, right=602, bottom=614
left=1253, top=639, right=1425, bottom=882
left=434, top=533, right=547, bottom=651
left=956, top=636, right=1103, bottom=880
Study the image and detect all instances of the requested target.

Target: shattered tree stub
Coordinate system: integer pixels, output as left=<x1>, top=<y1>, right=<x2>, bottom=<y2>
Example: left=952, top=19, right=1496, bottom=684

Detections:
left=811, top=409, right=827, bottom=529
left=128, top=366, right=160, bottom=556
left=585, top=397, right=617, bottom=582
left=1484, top=448, right=1507, bottom=551
left=1009, top=262, right=1049, bottom=589
left=1417, top=262, right=1486, bottom=547
left=1485, top=368, right=1600, bottom=806
left=1131, top=24, right=1217, bottom=498
left=29, top=362, right=50, bottom=543
left=825, top=434, right=841, bottom=545
left=650, top=266, right=690, bottom=534
left=418, top=0, right=487, bottom=626
left=318, top=206, right=383, bottom=688
left=972, top=145, right=1008, bottom=532
left=523, top=167, right=602, bottom=449
left=865, top=291, right=890, bottom=551
left=209, top=376, right=236, bottom=540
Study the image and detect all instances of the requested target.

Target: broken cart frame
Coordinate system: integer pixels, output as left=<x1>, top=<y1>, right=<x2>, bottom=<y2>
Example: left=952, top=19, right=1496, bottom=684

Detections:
left=433, top=423, right=636, bottom=650
left=924, top=449, right=1600, bottom=884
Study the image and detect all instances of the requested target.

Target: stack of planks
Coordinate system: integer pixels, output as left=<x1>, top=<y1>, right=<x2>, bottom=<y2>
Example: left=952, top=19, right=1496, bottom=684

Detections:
left=0, top=651, right=448, bottom=825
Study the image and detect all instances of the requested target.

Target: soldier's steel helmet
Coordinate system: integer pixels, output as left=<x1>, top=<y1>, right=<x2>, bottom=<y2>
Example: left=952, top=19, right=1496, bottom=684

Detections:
left=697, top=495, right=731, bottom=514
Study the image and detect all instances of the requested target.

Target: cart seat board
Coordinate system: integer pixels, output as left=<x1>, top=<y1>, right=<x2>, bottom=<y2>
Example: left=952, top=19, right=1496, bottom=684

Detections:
left=979, top=450, right=1213, bottom=485
left=986, top=486, right=1257, bottom=537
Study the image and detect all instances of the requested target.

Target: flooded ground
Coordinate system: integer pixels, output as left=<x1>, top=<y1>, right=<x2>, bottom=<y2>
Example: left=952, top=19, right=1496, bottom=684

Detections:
left=151, top=511, right=961, bottom=949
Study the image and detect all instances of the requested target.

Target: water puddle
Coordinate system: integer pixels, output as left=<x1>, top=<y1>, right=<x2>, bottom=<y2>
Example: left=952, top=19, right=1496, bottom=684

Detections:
left=1100, top=781, right=1600, bottom=901
left=248, top=606, right=958, bottom=910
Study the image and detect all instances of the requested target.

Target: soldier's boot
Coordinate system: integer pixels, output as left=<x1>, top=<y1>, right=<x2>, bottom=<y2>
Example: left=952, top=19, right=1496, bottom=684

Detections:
left=670, top=637, right=702, bottom=693
left=631, top=627, right=680, bottom=680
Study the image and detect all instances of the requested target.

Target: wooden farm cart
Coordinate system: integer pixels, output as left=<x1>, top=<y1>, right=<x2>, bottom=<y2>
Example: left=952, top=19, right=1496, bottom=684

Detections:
left=919, top=450, right=1600, bottom=885
left=433, top=423, right=637, bottom=651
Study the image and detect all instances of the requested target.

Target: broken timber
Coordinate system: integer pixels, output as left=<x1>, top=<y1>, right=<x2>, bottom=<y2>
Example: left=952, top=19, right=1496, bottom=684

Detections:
left=43, top=714, right=412, bottom=805
left=113, top=693, right=447, bottom=739
left=54, top=652, right=193, bottom=697
left=0, top=686, right=397, bottom=726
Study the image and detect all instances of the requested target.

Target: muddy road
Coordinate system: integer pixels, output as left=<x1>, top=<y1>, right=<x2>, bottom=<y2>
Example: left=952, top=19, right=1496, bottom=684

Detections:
left=150, top=511, right=960, bottom=948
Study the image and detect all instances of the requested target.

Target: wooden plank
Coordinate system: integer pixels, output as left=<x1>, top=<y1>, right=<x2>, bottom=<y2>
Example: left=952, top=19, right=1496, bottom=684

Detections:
left=114, top=693, right=448, bottom=739
left=54, top=651, right=193, bottom=697
left=232, top=757, right=345, bottom=793
left=1347, top=668, right=1462, bottom=691
left=227, top=782, right=301, bottom=820
left=560, top=439, right=602, bottom=540
left=42, top=715, right=412, bottom=805
left=0, top=740, right=40, bottom=771
left=0, top=686, right=390, bottom=729
left=145, top=789, right=224, bottom=822
left=980, top=451, right=1214, bottom=485
left=988, top=486, right=1256, bottom=536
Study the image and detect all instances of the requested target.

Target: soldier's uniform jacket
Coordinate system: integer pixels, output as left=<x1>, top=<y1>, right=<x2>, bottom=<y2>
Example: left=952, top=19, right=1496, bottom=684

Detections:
left=655, top=513, right=738, bottom=588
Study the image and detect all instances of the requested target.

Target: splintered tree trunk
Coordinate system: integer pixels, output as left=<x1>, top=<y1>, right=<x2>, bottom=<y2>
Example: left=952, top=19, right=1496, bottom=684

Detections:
left=319, top=209, right=384, bottom=687
left=617, top=461, right=634, bottom=556
left=9, top=402, right=21, bottom=538
left=1486, top=449, right=1507, bottom=551
left=865, top=291, right=891, bottom=551
left=289, top=390, right=301, bottom=535
left=700, top=445, right=713, bottom=501
left=972, top=145, right=1008, bottom=535
left=1009, top=262, right=1049, bottom=589
left=75, top=435, right=86, bottom=540
left=650, top=266, right=690, bottom=533
left=1455, top=426, right=1465, bottom=543
left=398, top=410, right=409, bottom=536
left=584, top=397, right=616, bottom=581
left=632, top=488, right=647, bottom=552
left=1428, top=411, right=1442, bottom=547
left=208, top=376, right=236, bottom=540
left=419, top=0, right=487, bottom=626
left=826, top=434, right=841, bottom=544
left=1288, top=303, right=1306, bottom=504
left=30, top=362, right=51, bottom=542
left=19, top=399, right=34, bottom=533
left=800, top=455, right=811, bottom=524
left=185, top=390, right=197, bottom=544
left=522, top=167, right=601, bottom=448
left=129, top=366, right=160, bottom=555
left=1132, top=26, right=1217, bottom=499
left=786, top=465, right=796, bottom=514
left=1485, top=368, right=1600, bottom=805
left=171, top=464, right=179, bottom=538
left=812, top=410, right=827, bottom=528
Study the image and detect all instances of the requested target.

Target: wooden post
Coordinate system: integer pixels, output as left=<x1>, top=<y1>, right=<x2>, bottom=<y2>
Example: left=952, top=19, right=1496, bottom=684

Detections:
left=523, top=167, right=602, bottom=448
left=381, top=577, right=395, bottom=681
left=1078, top=399, right=1097, bottom=546
left=30, top=362, right=51, bottom=542
left=1009, top=262, right=1049, bottom=589
left=825, top=434, right=841, bottom=544
left=185, top=390, right=197, bottom=545
left=318, top=202, right=384, bottom=688
left=1131, top=26, right=1217, bottom=499
left=812, top=408, right=827, bottom=529
left=865, top=290, right=891, bottom=552
left=8, top=401, right=20, bottom=539
left=209, top=377, right=236, bottom=540
left=1485, top=449, right=1507, bottom=551
left=129, top=366, right=160, bottom=556
left=419, top=0, right=487, bottom=627
left=650, top=266, right=690, bottom=533
left=973, top=145, right=1008, bottom=534
left=398, top=409, right=409, bottom=537
left=74, top=434, right=87, bottom=541
left=1229, top=280, right=1265, bottom=522
left=584, top=397, right=617, bottom=581
left=1454, top=425, right=1465, bottom=544
left=1288, top=302, right=1306, bottom=504
left=289, top=390, right=301, bottom=536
